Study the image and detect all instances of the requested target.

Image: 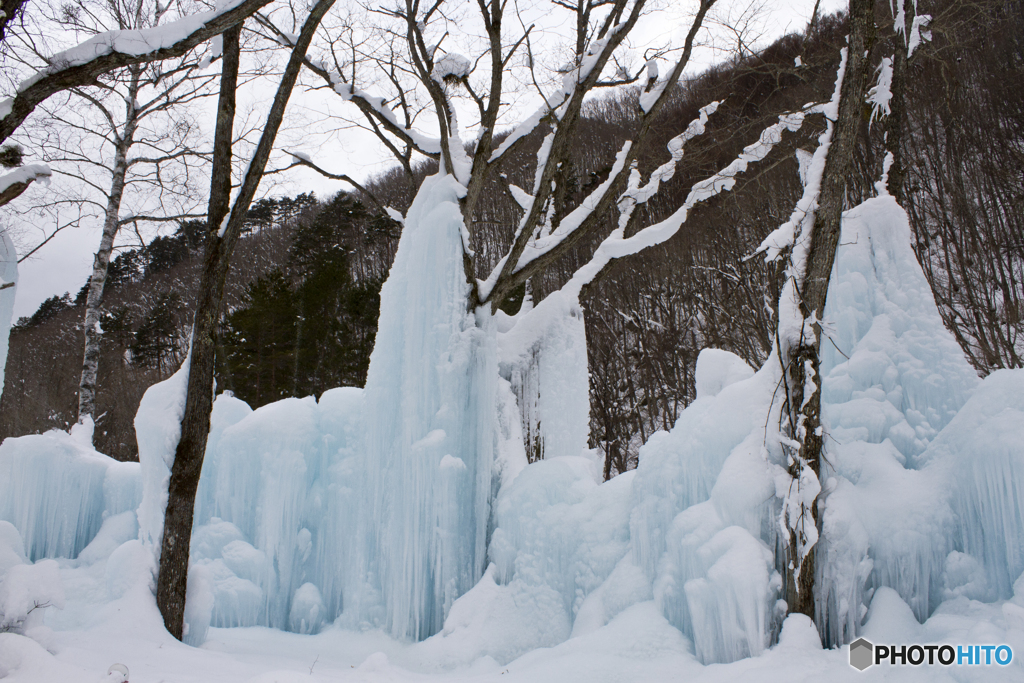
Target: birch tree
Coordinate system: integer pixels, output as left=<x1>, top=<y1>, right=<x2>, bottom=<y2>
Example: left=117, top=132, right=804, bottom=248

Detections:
left=0, top=0, right=274, bottom=163
left=9, top=0, right=220, bottom=436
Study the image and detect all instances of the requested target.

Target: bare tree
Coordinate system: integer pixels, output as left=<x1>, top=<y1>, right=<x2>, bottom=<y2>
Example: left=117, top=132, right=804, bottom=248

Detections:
left=8, top=0, right=221, bottom=435
left=0, top=0, right=275, bottom=159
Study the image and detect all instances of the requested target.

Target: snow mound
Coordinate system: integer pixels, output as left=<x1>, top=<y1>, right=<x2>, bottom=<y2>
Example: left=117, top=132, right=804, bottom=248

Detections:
left=695, top=348, right=754, bottom=399
left=136, top=357, right=189, bottom=560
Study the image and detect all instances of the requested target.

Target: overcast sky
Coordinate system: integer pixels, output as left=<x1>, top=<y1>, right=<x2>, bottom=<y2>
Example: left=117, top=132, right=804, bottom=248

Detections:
left=9, top=0, right=845, bottom=320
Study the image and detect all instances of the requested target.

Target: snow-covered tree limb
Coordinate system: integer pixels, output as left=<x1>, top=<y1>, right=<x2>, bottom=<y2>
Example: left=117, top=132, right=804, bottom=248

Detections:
left=0, top=0, right=274, bottom=145
left=0, top=162, right=51, bottom=207
left=482, top=0, right=718, bottom=309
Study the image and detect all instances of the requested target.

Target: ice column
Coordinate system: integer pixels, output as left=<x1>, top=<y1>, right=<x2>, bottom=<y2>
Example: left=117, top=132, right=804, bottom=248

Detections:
left=360, top=175, right=496, bottom=640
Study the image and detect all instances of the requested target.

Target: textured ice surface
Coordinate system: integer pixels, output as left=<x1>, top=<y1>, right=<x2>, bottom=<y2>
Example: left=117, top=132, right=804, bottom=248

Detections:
left=190, top=388, right=362, bottom=632
left=358, top=174, right=496, bottom=640
left=0, top=431, right=140, bottom=561
left=816, top=196, right=982, bottom=645
left=193, top=174, right=498, bottom=640
left=497, top=290, right=591, bottom=463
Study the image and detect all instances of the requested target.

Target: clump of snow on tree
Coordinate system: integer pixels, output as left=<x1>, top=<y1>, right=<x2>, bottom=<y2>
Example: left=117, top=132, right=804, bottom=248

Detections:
left=431, top=53, right=471, bottom=83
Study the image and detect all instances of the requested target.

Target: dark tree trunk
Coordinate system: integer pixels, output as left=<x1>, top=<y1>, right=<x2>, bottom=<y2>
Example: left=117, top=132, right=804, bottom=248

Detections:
left=884, top=2, right=915, bottom=203
left=156, top=23, right=241, bottom=639
left=156, top=0, right=336, bottom=639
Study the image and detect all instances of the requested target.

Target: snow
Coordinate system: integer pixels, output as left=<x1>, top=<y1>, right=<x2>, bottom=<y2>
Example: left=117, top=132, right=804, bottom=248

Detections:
left=907, top=15, right=932, bottom=57
left=867, top=56, right=893, bottom=123
left=1, top=0, right=257, bottom=109
left=695, top=348, right=755, bottom=399
left=566, top=108, right=808, bottom=298
left=0, top=164, right=51, bottom=195
left=430, top=53, right=471, bottom=83
left=135, top=355, right=189, bottom=560
left=1, top=176, right=1024, bottom=682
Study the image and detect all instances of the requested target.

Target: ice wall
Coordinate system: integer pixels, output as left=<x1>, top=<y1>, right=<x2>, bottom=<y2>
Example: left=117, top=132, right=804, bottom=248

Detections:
left=922, top=369, right=1024, bottom=600
left=158, top=173, right=500, bottom=641
left=629, top=349, right=782, bottom=663
left=188, top=388, right=362, bottom=632
left=497, top=290, right=591, bottom=463
left=0, top=431, right=140, bottom=561
left=359, top=174, right=496, bottom=641
left=816, top=196, right=980, bottom=644
left=0, top=229, right=17, bottom=403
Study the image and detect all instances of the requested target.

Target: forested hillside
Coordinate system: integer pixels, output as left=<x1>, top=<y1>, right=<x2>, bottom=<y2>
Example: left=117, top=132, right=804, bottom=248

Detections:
left=2, top=0, right=1020, bottom=471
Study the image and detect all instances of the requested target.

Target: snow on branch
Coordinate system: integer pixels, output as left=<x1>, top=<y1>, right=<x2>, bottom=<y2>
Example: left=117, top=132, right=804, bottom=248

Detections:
left=0, top=0, right=274, bottom=145
left=508, top=100, right=722, bottom=283
left=867, top=56, right=893, bottom=123
left=302, top=58, right=442, bottom=158
left=488, top=27, right=637, bottom=167
left=618, top=101, right=720, bottom=222
left=0, top=163, right=51, bottom=207
left=754, top=47, right=847, bottom=270
left=561, top=108, right=811, bottom=300
left=893, top=0, right=931, bottom=57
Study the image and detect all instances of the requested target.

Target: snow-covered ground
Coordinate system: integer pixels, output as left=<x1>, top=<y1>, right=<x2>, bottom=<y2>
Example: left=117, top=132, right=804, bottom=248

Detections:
left=2, top=190, right=1022, bottom=682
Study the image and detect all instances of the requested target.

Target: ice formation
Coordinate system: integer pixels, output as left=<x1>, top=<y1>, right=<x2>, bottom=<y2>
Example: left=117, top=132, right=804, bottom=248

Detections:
left=0, top=432, right=140, bottom=561
left=815, top=195, right=982, bottom=645
left=1, top=179, right=1021, bottom=677
left=358, top=174, right=495, bottom=640
left=497, top=290, right=590, bottom=463
left=189, top=174, right=497, bottom=641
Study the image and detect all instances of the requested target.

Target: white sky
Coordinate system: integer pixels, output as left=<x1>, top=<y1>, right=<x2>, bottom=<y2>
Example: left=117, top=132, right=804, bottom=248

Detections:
left=9, top=0, right=845, bottom=319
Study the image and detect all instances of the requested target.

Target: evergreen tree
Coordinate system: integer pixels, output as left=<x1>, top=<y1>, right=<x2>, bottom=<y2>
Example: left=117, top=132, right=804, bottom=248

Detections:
left=15, top=292, right=73, bottom=328
left=217, top=193, right=384, bottom=407
left=131, top=291, right=186, bottom=371
left=219, top=270, right=299, bottom=405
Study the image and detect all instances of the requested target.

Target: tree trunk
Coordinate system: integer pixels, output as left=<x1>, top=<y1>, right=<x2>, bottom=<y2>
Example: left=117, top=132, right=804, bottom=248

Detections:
left=156, top=23, right=240, bottom=640
left=884, top=2, right=915, bottom=203
left=77, top=84, right=140, bottom=429
left=786, top=0, right=875, bottom=619
left=156, top=0, right=335, bottom=638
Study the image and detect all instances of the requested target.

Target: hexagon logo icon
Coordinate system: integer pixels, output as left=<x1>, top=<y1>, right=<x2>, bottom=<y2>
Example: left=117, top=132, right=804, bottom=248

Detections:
left=850, top=638, right=874, bottom=671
